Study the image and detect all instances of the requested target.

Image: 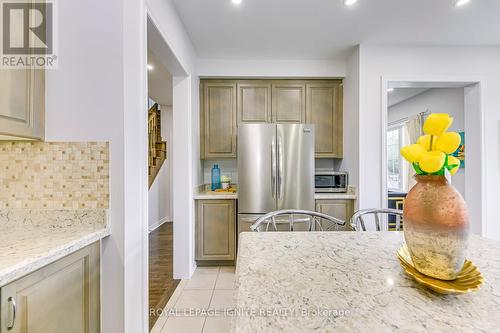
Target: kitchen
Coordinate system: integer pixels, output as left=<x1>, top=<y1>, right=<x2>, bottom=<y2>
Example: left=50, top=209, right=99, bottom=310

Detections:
left=1, top=0, right=500, bottom=332
left=194, top=78, right=356, bottom=264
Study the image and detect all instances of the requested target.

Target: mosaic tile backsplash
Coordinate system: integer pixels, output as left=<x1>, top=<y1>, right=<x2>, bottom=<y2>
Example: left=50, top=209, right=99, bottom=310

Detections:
left=0, top=142, right=109, bottom=210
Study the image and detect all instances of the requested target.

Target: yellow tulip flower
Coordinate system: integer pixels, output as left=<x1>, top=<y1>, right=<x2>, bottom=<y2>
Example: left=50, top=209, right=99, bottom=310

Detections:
left=448, top=155, right=460, bottom=175
left=423, top=113, right=454, bottom=137
left=418, top=151, right=446, bottom=173
left=417, top=135, right=436, bottom=151
left=401, top=144, right=426, bottom=163
left=435, top=132, right=461, bottom=154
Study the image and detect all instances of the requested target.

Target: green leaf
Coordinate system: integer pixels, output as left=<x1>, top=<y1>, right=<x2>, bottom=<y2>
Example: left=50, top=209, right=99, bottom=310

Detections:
left=412, top=163, right=424, bottom=175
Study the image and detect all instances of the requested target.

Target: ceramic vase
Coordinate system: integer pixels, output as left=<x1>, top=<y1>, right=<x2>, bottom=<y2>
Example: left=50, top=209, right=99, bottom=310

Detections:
left=403, top=175, right=469, bottom=280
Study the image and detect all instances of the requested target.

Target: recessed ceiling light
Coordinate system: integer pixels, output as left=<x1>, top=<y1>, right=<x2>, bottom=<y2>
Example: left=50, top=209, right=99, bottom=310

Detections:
left=344, top=0, right=358, bottom=6
left=387, top=88, right=394, bottom=93
left=232, top=0, right=242, bottom=5
left=147, top=64, right=153, bottom=71
left=455, top=0, right=471, bottom=7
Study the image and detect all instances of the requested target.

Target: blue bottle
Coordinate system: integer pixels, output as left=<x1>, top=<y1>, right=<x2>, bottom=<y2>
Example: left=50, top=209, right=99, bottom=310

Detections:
left=211, top=164, right=221, bottom=191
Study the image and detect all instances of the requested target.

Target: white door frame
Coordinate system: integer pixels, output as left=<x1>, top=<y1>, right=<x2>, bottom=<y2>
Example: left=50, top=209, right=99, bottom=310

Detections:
left=146, top=8, right=196, bottom=282
left=380, top=76, right=487, bottom=236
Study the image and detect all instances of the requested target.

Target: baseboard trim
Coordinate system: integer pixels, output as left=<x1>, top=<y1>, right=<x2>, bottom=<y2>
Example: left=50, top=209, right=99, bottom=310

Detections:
left=149, top=217, right=172, bottom=233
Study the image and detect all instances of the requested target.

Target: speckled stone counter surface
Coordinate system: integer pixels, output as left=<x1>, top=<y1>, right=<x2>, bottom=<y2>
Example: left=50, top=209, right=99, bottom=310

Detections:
left=233, top=232, right=500, bottom=332
left=194, top=184, right=238, bottom=200
left=314, top=193, right=356, bottom=200
left=0, top=209, right=109, bottom=287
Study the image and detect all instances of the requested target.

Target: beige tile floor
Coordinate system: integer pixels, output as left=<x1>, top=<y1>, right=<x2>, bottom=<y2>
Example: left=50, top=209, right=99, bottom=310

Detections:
left=151, top=266, right=236, bottom=333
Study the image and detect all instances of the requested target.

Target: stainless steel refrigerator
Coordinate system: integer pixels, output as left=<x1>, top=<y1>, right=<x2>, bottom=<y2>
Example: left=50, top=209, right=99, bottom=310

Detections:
left=237, top=123, right=315, bottom=232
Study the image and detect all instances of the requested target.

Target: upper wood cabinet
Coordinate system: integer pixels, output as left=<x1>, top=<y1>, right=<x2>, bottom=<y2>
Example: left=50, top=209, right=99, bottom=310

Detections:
left=0, top=68, right=45, bottom=140
left=200, top=79, right=343, bottom=159
left=272, top=82, right=305, bottom=123
left=0, top=242, right=100, bottom=333
left=201, top=81, right=237, bottom=158
left=237, top=81, right=272, bottom=124
left=306, top=82, right=343, bottom=158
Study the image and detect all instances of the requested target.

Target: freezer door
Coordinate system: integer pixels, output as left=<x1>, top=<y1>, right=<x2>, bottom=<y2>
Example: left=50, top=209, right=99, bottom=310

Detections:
left=277, top=124, right=315, bottom=211
left=238, top=124, right=277, bottom=214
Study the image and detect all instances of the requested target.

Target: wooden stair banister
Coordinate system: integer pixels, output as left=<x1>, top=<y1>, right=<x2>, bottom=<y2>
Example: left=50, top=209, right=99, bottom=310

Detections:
left=148, top=103, right=167, bottom=188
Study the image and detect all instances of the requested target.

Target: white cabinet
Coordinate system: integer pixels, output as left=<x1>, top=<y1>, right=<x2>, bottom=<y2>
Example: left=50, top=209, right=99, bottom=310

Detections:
left=0, top=68, right=45, bottom=140
left=0, top=242, right=100, bottom=333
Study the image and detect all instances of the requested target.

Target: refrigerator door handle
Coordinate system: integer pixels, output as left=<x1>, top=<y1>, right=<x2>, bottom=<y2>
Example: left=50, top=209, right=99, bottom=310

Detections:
left=278, top=135, right=284, bottom=199
left=271, top=138, right=277, bottom=198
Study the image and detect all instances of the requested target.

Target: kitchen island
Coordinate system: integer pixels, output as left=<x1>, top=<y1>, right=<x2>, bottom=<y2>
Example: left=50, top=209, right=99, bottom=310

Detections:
left=233, top=232, right=500, bottom=332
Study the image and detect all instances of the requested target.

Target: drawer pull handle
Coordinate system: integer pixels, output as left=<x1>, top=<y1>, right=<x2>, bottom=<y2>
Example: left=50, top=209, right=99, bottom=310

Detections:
left=7, top=296, right=16, bottom=330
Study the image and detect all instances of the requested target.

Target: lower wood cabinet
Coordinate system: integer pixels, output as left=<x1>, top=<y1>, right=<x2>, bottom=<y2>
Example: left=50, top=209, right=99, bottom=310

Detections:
left=0, top=242, right=100, bottom=333
left=196, top=200, right=236, bottom=262
left=316, top=199, right=355, bottom=231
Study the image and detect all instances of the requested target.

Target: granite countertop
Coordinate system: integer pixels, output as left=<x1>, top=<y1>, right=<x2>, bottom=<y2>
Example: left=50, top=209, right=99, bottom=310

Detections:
left=0, top=210, right=109, bottom=287
left=233, top=232, right=500, bottom=332
left=194, top=191, right=238, bottom=200
left=194, top=184, right=238, bottom=200
left=314, top=192, right=356, bottom=200
left=194, top=185, right=356, bottom=200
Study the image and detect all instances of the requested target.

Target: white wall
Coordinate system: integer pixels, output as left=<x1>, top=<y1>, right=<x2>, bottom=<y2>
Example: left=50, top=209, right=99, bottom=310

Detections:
left=45, top=0, right=127, bottom=331
left=148, top=106, right=173, bottom=230
left=358, top=45, right=500, bottom=241
left=388, top=88, right=466, bottom=197
left=197, top=58, right=346, bottom=78
left=340, top=46, right=360, bottom=193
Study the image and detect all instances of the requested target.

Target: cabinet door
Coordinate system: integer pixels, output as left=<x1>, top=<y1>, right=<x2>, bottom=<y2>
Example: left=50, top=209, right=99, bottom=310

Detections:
left=201, top=81, right=237, bottom=158
left=0, top=242, right=100, bottom=333
left=315, top=199, right=354, bottom=231
left=0, top=68, right=45, bottom=140
left=272, top=82, right=305, bottom=123
left=306, top=82, right=343, bottom=158
left=196, top=200, right=236, bottom=261
left=237, top=81, right=272, bottom=124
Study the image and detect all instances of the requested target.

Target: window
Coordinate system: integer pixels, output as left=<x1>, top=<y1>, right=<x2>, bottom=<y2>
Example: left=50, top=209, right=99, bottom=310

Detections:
left=387, top=125, right=407, bottom=192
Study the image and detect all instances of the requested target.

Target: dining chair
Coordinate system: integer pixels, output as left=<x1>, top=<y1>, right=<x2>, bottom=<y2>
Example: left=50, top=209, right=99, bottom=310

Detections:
left=250, top=209, right=345, bottom=232
left=350, top=208, right=404, bottom=231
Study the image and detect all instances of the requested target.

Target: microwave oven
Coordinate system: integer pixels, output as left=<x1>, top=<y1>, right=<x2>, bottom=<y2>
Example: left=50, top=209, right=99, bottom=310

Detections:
left=315, top=171, right=348, bottom=193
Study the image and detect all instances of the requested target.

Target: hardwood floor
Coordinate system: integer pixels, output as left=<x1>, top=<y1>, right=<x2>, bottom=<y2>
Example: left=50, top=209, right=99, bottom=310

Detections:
left=149, top=222, right=180, bottom=330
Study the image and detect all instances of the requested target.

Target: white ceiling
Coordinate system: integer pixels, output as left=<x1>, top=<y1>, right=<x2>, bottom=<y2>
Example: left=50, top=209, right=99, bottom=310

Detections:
left=172, top=0, right=500, bottom=59
left=147, top=48, right=173, bottom=106
left=388, top=88, right=429, bottom=107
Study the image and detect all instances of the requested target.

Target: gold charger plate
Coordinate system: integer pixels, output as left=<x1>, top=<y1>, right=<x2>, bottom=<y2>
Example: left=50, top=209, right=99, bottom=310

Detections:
left=397, top=244, right=483, bottom=295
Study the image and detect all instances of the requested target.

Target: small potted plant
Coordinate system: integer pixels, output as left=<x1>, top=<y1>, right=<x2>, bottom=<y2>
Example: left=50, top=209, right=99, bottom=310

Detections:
left=400, top=113, right=468, bottom=280
left=221, top=175, right=231, bottom=190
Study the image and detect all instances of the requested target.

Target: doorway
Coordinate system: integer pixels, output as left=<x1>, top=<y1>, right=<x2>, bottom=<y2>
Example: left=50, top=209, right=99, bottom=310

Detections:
left=146, top=15, right=188, bottom=330
left=381, top=78, right=485, bottom=235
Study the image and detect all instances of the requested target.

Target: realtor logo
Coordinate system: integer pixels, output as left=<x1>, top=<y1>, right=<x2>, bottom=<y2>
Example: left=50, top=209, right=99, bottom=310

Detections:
left=1, top=0, right=57, bottom=68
